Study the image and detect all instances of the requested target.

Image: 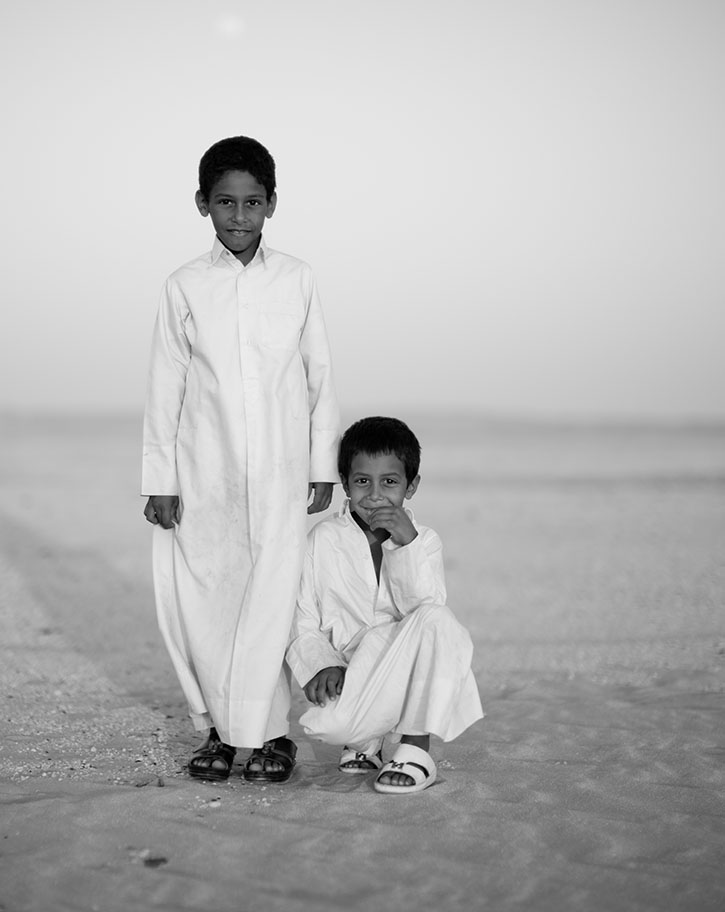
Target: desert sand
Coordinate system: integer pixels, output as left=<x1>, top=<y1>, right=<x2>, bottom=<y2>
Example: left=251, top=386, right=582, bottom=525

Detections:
left=1, top=413, right=723, bottom=912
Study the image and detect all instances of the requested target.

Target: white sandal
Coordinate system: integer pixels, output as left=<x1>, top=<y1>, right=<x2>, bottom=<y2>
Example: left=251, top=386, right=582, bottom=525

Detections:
left=338, top=746, right=384, bottom=775
left=374, top=743, right=437, bottom=794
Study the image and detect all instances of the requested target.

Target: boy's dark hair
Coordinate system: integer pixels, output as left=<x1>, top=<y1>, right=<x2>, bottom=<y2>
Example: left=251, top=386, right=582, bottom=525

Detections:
left=338, top=417, right=421, bottom=484
left=198, top=136, right=276, bottom=201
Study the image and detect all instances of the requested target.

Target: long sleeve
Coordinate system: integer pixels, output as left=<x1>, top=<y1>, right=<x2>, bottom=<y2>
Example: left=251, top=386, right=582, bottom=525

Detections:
left=382, top=527, right=447, bottom=617
left=299, top=275, right=339, bottom=483
left=287, top=541, right=347, bottom=688
left=141, top=279, right=191, bottom=495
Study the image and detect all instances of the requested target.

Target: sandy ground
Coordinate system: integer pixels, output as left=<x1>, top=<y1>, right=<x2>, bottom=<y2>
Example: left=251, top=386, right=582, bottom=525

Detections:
left=1, top=414, right=724, bottom=912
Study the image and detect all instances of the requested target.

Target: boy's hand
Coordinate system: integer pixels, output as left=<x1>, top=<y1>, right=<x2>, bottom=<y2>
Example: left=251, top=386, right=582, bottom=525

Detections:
left=367, top=504, right=418, bottom=546
left=307, top=482, right=333, bottom=514
left=144, top=495, right=180, bottom=529
left=304, top=666, right=345, bottom=706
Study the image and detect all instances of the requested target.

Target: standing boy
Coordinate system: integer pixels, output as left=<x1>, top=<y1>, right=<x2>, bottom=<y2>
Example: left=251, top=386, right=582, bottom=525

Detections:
left=143, top=136, right=339, bottom=782
left=287, top=417, right=483, bottom=794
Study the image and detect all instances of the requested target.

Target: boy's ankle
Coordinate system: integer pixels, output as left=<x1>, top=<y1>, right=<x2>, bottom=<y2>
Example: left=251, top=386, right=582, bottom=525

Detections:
left=400, top=734, right=430, bottom=752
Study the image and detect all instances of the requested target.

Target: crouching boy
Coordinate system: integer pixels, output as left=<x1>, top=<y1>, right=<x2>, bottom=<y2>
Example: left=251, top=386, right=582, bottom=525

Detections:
left=286, top=416, right=483, bottom=794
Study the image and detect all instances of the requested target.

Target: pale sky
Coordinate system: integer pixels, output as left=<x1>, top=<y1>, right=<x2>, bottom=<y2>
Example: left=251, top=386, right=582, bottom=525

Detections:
left=1, top=0, right=724, bottom=420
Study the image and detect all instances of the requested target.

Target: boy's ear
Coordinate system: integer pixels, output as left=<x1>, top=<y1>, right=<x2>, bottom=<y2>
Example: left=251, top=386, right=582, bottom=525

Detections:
left=405, top=475, right=420, bottom=500
left=266, top=191, right=277, bottom=218
left=339, top=474, right=350, bottom=496
left=195, top=190, right=209, bottom=217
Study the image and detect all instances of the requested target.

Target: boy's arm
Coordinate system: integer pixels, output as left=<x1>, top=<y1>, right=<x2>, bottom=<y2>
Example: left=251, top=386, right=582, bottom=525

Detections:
left=286, top=541, right=346, bottom=688
left=141, top=279, right=191, bottom=496
left=299, top=272, right=340, bottom=484
left=382, top=526, right=448, bottom=616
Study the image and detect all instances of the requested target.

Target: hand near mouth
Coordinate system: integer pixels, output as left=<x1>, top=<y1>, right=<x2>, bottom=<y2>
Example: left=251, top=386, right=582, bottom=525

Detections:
left=366, top=504, right=417, bottom=546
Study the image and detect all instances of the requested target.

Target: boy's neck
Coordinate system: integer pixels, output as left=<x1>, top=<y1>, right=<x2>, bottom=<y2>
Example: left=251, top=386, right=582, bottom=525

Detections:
left=218, top=234, right=262, bottom=266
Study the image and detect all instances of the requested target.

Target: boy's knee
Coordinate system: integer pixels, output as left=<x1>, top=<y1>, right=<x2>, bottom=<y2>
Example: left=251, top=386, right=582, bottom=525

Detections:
left=415, top=604, right=473, bottom=653
left=416, top=603, right=458, bottom=633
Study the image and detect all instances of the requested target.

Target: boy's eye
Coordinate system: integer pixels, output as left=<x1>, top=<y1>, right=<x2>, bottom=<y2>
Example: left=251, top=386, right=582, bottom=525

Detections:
left=354, top=478, right=369, bottom=486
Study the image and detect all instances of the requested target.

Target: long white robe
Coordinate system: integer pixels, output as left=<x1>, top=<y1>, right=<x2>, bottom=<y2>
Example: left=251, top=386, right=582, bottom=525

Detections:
left=286, top=505, right=483, bottom=750
left=142, top=237, right=339, bottom=747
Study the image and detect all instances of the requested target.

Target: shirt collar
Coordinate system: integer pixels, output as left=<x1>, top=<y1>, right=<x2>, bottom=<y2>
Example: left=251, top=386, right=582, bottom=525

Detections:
left=210, top=235, right=270, bottom=267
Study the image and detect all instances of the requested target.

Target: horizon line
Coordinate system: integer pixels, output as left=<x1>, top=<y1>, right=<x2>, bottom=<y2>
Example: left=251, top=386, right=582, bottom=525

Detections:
left=1, top=407, right=724, bottom=432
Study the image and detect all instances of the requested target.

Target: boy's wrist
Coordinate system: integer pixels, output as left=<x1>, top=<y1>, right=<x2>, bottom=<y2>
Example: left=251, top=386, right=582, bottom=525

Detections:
left=385, top=529, right=419, bottom=549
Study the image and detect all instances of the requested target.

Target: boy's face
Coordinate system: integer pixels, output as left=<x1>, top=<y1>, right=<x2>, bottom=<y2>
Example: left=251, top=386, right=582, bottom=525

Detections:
left=195, top=170, right=276, bottom=265
left=342, top=451, right=419, bottom=524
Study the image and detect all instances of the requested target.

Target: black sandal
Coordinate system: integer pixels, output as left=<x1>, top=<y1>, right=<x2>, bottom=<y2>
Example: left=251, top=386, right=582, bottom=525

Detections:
left=242, top=736, right=297, bottom=783
left=188, top=728, right=237, bottom=781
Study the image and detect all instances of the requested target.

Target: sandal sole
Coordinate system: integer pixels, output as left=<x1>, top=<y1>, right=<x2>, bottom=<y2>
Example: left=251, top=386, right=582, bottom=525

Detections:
left=339, top=763, right=380, bottom=775
left=374, top=777, right=435, bottom=794
left=189, top=769, right=232, bottom=781
left=242, top=767, right=295, bottom=783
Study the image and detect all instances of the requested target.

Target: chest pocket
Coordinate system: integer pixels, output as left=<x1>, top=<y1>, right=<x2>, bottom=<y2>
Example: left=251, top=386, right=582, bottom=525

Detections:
left=259, top=307, right=303, bottom=350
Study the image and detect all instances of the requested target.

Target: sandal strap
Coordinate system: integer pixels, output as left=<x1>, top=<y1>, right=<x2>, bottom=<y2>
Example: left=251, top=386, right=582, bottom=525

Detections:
left=339, top=747, right=384, bottom=770
left=263, top=736, right=296, bottom=761
left=190, top=739, right=236, bottom=769
left=247, top=736, right=297, bottom=767
left=376, top=743, right=437, bottom=786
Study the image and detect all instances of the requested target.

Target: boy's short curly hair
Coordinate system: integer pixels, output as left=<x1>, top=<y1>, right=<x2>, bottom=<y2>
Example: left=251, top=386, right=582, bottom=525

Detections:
left=338, top=417, right=421, bottom=484
left=198, top=136, right=276, bottom=201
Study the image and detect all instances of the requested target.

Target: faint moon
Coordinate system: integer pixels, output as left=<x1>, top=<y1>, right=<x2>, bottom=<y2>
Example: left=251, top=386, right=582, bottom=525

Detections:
left=213, top=15, right=245, bottom=37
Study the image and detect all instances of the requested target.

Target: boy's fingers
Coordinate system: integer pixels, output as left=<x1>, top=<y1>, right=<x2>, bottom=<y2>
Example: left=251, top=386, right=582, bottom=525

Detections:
left=370, top=515, right=394, bottom=530
left=369, top=507, right=395, bottom=520
left=307, top=680, right=322, bottom=704
left=317, top=680, right=328, bottom=705
left=158, top=510, right=175, bottom=529
left=146, top=496, right=180, bottom=528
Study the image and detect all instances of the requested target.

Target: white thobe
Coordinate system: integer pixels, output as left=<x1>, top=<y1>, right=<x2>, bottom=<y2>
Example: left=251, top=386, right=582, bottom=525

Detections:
left=142, top=237, right=339, bottom=747
left=286, top=504, right=483, bottom=750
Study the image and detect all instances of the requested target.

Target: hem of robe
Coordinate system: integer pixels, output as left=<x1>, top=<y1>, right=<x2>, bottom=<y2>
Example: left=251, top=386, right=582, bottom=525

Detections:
left=338, top=737, right=383, bottom=756
left=186, top=697, right=291, bottom=749
left=301, top=697, right=483, bottom=748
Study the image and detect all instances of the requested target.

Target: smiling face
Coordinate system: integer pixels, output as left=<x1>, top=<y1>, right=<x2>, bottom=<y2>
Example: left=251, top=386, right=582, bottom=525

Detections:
left=195, top=169, right=276, bottom=264
left=342, top=451, right=419, bottom=524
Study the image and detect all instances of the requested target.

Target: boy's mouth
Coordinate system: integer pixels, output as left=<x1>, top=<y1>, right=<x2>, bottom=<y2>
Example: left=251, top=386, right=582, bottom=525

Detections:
left=358, top=503, right=385, bottom=516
